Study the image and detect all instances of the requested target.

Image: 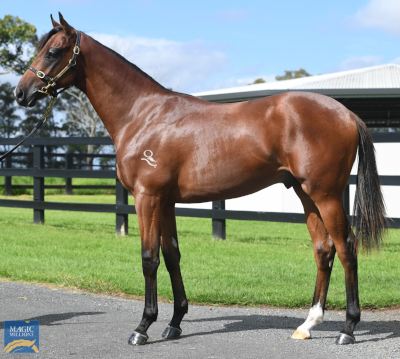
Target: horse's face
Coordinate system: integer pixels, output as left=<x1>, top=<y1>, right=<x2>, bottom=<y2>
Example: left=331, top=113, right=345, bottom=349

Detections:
left=15, top=13, right=78, bottom=107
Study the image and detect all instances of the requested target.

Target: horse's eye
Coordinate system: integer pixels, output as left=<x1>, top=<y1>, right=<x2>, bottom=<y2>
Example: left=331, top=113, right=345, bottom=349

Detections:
left=46, top=48, right=60, bottom=59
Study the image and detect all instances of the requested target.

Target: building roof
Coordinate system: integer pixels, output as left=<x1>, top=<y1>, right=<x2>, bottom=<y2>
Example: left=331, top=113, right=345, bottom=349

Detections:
left=193, top=64, right=400, bottom=103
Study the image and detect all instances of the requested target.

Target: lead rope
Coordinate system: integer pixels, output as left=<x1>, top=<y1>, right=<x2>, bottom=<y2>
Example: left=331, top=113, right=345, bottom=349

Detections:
left=0, top=97, right=57, bottom=162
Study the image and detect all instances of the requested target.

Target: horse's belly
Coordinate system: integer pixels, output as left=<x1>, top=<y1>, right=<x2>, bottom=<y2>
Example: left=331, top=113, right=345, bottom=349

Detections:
left=173, top=161, right=284, bottom=203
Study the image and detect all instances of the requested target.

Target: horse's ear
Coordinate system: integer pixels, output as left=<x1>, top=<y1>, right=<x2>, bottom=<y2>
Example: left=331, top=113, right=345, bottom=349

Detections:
left=50, top=14, right=61, bottom=28
left=58, top=12, right=74, bottom=36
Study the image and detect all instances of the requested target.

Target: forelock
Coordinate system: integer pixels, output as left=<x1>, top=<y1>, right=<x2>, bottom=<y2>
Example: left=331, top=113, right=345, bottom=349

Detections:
left=36, top=26, right=63, bottom=51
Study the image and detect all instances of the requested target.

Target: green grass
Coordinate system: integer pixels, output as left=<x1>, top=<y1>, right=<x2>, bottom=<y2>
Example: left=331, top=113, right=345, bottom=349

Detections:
left=0, top=194, right=399, bottom=308
left=0, top=176, right=116, bottom=195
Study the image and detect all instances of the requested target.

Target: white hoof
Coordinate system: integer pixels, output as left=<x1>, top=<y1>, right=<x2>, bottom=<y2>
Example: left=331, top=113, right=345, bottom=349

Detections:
left=291, top=329, right=310, bottom=340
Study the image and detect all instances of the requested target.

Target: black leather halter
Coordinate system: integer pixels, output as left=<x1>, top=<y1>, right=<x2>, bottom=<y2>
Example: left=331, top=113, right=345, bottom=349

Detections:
left=28, top=31, right=81, bottom=98
left=0, top=31, right=82, bottom=162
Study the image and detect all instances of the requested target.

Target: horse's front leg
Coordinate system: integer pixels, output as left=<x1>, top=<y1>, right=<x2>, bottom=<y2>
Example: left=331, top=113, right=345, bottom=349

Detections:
left=128, top=192, right=164, bottom=346
left=160, top=203, right=188, bottom=340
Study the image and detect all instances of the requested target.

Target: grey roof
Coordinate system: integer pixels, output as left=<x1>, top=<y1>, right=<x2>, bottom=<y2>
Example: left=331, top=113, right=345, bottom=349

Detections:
left=193, top=64, right=400, bottom=102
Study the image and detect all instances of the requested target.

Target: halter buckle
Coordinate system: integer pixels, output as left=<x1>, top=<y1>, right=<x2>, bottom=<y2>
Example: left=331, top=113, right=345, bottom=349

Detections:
left=73, top=46, right=80, bottom=55
left=38, top=88, right=50, bottom=95
left=36, top=71, right=45, bottom=79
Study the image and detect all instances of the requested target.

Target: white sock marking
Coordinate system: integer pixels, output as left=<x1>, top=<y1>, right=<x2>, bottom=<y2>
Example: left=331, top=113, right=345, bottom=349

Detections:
left=297, top=302, right=324, bottom=338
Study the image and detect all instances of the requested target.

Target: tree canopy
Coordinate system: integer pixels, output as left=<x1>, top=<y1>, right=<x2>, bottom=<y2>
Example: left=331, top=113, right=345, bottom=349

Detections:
left=275, top=69, right=311, bottom=81
left=0, top=82, right=18, bottom=141
left=0, top=15, right=37, bottom=75
left=248, top=78, right=266, bottom=85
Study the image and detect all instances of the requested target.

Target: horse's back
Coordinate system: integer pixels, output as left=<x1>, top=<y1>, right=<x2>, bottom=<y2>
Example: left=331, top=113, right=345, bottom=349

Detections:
left=169, top=91, right=358, bottom=202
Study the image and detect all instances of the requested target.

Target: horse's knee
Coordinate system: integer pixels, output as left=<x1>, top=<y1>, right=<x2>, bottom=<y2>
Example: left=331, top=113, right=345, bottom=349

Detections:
left=142, top=251, right=160, bottom=276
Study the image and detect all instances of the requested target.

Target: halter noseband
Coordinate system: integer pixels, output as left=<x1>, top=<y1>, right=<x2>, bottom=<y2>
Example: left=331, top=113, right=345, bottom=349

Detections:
left=28, top=31, right=81, bottom=98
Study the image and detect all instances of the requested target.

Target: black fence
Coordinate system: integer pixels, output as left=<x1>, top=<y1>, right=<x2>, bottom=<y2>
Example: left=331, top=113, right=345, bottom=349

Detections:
left=0, top=134, right=399, bottom=238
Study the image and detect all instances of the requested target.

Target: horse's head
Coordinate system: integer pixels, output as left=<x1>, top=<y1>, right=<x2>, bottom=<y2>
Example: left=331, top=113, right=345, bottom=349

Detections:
left=15, top=13, right=81, bottom=107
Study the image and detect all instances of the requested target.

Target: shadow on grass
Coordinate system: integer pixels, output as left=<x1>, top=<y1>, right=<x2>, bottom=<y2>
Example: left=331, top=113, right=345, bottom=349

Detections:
left=0, top=312, right=105, bottom=330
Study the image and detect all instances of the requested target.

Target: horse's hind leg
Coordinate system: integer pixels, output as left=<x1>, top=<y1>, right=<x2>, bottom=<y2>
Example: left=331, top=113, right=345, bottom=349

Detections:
left=160, top=204, right=188, bottom=339
left=291, top=183, right=336, bottom=340
left=128, top=192, right=163, bottom=346
left=317, top=197, right=360, bottom=344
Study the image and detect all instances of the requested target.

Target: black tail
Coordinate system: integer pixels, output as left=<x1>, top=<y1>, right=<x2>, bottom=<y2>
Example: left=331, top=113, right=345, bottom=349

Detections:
left=351, top=112, right=388, bottom=251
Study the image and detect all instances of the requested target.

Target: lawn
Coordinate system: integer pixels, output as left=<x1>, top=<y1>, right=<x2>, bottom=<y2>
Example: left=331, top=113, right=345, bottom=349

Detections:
left=0, top=176, right=116, bottom=195
left=0, top=193, right=399, bottom=309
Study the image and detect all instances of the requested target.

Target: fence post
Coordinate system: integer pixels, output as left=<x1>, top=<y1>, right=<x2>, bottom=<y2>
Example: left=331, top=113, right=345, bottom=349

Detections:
left=343, top=184, right=350, bottom=216
left=33, top=145, right=45, bottom=224
left=116, top=179, right=128, bottom=235
left=4, top=154, right=12, bottom=196
left=65, top=153, right=73, bottom=195
left=212, top=200, right=226, bottom=240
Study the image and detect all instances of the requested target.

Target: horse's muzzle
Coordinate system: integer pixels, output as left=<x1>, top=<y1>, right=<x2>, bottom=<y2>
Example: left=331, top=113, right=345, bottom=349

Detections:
left=14, top=85, right=39, bottom=108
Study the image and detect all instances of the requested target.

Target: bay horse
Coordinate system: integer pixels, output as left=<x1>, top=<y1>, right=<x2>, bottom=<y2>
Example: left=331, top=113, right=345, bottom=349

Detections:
left=14, top=14, right=387, bottom=346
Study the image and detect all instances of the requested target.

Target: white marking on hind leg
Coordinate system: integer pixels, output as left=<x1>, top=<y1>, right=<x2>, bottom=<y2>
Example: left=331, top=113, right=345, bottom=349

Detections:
left=292, top=302, right=324, bottom=339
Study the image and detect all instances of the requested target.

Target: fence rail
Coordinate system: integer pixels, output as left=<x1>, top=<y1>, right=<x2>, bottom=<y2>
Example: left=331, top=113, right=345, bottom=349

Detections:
left=0, top=134, right=399, bottom=237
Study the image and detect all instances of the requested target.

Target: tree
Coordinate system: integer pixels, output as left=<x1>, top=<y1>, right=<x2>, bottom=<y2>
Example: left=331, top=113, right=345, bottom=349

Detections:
left=19, top=96, right=64, bottom=168
left=275, top=69, right=311, bottom=81
left=60, top=88, right=108, bottom=170
left=248, top=78, right=266, bottom=85
left=0, top=15, right=37, bottom=75
left=0, top=82, right=18, bottom=151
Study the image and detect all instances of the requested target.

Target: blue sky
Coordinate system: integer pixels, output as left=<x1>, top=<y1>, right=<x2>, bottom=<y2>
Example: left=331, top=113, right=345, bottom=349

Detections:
left=2, top=0, right=400, bottom=93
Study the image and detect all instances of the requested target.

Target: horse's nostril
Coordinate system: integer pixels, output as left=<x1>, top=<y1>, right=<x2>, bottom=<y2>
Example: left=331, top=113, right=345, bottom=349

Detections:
left=17, top=88, right=23, bottom=99
left=14, top=87, right=24, bottom=103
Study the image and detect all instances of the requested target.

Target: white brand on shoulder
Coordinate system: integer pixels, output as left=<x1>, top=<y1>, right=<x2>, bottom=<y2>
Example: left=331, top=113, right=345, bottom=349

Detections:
left=141, top=150, right=157, bottom=168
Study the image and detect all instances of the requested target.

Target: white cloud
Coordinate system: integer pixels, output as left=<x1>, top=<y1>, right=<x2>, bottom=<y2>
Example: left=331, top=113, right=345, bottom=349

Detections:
left=353, top=0, right=400, bottom=35
left=212, top=74, right=277, bottom=89
left=392, top=56, right=400, bottom=64
left=89, top=32, right=229, bottom=93
left=334, top=55, right=381, bottom=72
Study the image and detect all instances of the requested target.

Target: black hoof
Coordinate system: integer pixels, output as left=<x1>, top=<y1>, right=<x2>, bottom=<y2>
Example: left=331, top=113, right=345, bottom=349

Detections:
left=128, top=331, right=149, bottom=346
left=162, top=325, right=182, bottom=339
left=335, top=333, right=355, bottom=345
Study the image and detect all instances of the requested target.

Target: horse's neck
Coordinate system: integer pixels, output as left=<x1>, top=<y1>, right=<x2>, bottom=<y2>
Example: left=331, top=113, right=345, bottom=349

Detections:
left=77, top=34, right=166, bottom=143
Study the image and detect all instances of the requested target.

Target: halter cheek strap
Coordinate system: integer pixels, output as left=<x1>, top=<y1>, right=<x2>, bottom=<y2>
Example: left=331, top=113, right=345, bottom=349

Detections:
left=0, top=31, right=82, bottom=162
left=28, top=31, right=81, bottom=98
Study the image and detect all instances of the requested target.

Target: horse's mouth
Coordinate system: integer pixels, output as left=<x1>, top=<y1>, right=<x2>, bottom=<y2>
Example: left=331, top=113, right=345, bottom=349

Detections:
left=27, top=91, right=40, bottom=108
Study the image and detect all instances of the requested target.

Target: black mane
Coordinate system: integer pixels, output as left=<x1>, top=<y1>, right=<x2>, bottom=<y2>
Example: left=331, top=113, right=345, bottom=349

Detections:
left=36, top=26, right=63, bottom=51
